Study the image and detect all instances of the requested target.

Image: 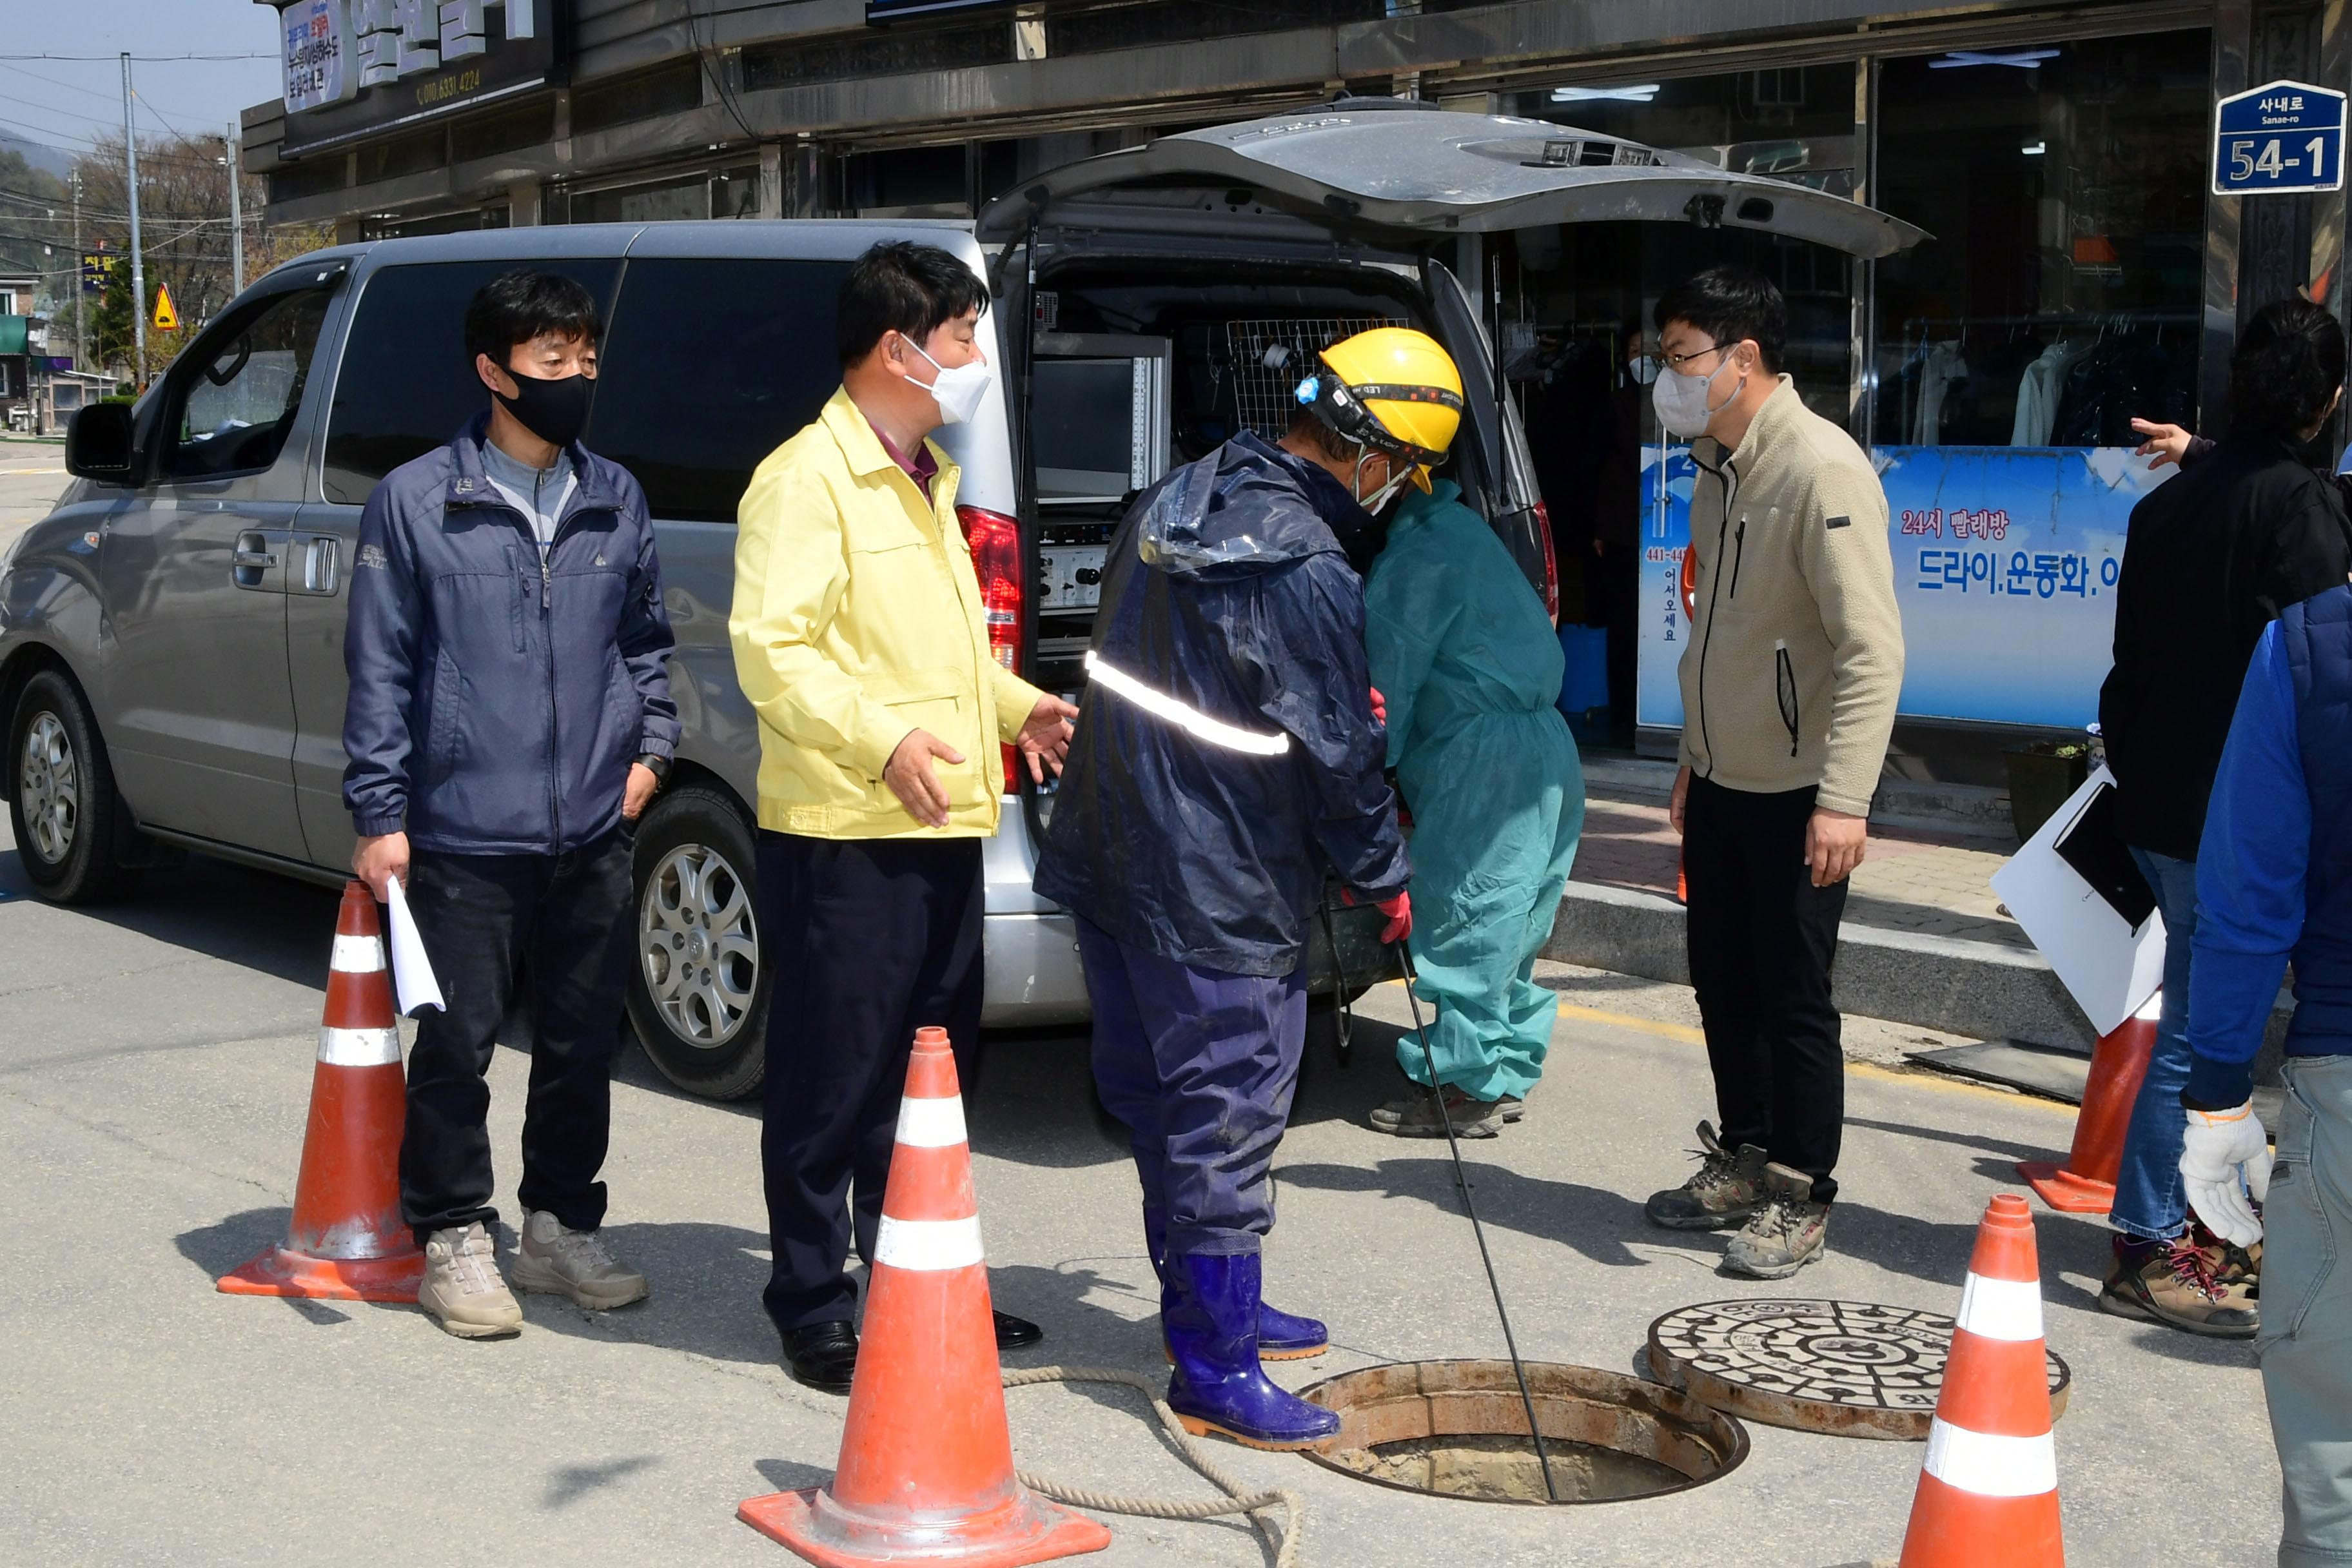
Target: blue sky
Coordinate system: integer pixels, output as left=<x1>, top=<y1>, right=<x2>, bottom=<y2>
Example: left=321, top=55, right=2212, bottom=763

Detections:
left=0, top=2, right=284, bottom=157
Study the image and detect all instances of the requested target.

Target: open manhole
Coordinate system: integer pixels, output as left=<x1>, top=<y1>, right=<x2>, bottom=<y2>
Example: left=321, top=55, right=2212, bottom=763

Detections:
left=1299, top=1360, right=1747, bottom=1505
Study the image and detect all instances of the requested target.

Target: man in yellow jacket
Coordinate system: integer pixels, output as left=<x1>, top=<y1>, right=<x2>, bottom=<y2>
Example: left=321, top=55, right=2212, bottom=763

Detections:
left=730, top=241, right=1077, bottom=1392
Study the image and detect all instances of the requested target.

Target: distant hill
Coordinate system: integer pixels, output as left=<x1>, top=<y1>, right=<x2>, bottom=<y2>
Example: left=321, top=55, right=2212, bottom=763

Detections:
left=0, top=133, right=75, bottom=181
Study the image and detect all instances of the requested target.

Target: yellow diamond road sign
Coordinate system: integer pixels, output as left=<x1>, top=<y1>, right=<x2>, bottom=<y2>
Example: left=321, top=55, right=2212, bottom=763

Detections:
left=152, top=283, right=179, bottom=331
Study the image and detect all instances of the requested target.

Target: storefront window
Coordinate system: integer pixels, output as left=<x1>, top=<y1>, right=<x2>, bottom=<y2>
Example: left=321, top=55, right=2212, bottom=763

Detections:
left=1512, top=66, right=1857, bottom=193
left=571, top=175, right=710, bottom=225
left=1872, top=33, right=2209, bottom=446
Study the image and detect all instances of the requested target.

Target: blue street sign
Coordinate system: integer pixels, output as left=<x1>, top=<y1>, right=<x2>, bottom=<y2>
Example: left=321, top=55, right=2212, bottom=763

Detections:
left=2214, top=79, right=2347, bottom=195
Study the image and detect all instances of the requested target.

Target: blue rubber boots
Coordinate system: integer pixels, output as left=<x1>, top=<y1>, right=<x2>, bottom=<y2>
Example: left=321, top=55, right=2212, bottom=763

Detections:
left=1162, top=1253, right=1341, bottom=1449
left=1143, top=1206, right=1327, bottom=1360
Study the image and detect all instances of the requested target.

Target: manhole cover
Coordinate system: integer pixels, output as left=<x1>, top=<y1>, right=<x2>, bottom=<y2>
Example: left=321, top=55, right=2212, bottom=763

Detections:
left=1645, top=1299, right=2072, bottom=1441
left=1300, top=1359, right=1747, bottom=1505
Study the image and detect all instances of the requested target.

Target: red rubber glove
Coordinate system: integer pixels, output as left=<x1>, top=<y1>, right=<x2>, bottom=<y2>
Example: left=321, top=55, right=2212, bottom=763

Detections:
left=1369, top=686, right=1387, bottom=726
left=1342, top=887, right=1411, bottom=945
left=1376, top=890, right=1411, bottom=944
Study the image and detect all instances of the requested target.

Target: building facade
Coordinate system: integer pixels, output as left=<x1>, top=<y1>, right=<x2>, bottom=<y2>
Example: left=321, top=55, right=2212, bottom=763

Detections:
left=240, top=0, right=2351, bottom=770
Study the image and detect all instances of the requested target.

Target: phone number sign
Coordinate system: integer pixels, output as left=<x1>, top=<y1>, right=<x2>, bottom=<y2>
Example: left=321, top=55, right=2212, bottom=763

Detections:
left=2214, top=79, right=2346, bottom=195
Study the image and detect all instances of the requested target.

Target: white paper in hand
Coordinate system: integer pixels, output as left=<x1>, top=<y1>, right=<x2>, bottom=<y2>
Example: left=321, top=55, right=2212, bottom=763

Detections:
left=385, top=876, right=446, bottom=1016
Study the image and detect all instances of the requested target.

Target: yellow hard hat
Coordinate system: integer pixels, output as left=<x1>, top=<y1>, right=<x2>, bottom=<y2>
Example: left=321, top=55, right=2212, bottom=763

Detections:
left=1298, top=326, right=1465, bottom=492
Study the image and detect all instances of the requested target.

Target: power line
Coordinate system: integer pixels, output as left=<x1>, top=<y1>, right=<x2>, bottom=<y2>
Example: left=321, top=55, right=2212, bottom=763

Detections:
left=0, top=54, right=277, bottom=63
left=0, top=60, right=218, bottom=123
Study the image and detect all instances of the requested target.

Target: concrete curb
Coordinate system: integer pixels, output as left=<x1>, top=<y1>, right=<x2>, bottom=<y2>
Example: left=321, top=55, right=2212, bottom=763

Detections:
left=1545, top=878, right=2099, bottom=1049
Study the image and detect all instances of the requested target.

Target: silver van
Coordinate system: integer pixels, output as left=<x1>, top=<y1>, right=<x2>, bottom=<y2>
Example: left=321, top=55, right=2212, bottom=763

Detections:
left=0, top=99, right=1917, bottom=1099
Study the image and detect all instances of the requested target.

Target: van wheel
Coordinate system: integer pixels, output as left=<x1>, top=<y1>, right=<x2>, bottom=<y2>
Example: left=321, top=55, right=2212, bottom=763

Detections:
left=8, top=669, right=138, bottom=905
left=625, top=783, right=768, bottom=1100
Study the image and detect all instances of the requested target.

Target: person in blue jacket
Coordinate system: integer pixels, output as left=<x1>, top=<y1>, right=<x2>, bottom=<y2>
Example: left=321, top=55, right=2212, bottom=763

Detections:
left=1035, top=327, right=1462, bottom=1451
left=344, top=270, right=678, bottom=1340
left=2177, top=585, right=2352, bottom=1565
left=1362, top=475, right=1583, bottom=1139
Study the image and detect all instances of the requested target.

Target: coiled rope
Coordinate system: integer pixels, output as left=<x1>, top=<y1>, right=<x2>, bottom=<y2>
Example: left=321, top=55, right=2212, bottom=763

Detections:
left=1003, top=1365, right=1306, bottom=1568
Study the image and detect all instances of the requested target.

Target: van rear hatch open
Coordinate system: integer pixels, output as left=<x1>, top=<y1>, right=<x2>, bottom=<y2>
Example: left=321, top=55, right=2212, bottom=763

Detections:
left=977, top=97, right=1927, bottom=257
left=979, top=99, right=1926, bottom=700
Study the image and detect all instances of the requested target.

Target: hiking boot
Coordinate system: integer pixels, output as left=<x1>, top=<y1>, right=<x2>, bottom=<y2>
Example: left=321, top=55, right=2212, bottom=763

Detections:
left=1644, top=1121, right=1768, bottom=1230
left=1723, top=1164, right=1831, bottom=1279
left=510, top=1210, right=649, bottom=1309
left=2190, top=1219, right=2262, bottom=1297
left=419, top=1222, right=524, bottom=1338
left=2102, top=1235, right=2257, bottom=1338
left=1369, top=1085, right=1505, bottom=1139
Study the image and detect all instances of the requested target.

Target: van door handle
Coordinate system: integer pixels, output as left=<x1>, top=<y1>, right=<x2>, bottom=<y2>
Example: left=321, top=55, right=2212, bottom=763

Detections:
left=232, top=530, right=282, bottom=591
left=294, top=535, right=340, bottom=596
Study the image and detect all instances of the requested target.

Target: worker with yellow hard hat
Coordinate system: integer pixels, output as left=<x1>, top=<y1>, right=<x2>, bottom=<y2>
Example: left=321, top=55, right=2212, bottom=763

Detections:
left=1034, top=324, right=1462, bottom=1452
left=1349, top=332, right=1586, bottom=1142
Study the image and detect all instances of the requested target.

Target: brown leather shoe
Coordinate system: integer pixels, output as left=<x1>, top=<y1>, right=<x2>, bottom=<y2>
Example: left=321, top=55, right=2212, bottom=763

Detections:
left=2102, top=1235, right=2257, bottom=1338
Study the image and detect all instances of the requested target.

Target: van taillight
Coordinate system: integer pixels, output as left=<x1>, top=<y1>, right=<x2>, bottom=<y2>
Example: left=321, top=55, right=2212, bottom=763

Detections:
left=957, top=503, right=1026, bottom=789
left=1533, top=502, right=1560, bottom=625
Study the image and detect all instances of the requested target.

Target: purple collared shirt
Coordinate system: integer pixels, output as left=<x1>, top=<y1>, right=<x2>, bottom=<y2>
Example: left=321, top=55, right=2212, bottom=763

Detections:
left=869, top=420, right=939, bottom=504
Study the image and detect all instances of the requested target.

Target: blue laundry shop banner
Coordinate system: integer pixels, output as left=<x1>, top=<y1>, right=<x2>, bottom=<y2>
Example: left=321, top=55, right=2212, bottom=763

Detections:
left=1637, top=446, right=2177, bottom=732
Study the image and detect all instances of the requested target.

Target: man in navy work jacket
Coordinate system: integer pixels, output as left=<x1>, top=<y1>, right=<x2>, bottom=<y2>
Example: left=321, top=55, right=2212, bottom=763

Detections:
left=2178, top=584, right=2352, bottom=1567
left=1034, top=326, right=1455, bottom=1452
left=343, top=269, right=679, bottom=1340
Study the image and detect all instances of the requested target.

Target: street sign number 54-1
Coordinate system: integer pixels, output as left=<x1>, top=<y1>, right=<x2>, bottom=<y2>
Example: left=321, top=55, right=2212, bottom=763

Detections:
left=2214, top=79, right=2347, bottom=196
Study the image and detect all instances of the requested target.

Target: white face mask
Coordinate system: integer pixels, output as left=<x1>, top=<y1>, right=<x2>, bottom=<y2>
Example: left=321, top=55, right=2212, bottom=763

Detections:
left=905, top=336, right=994, bottom=426
left=1651, top=351, right=1743, bottom=440
left=1354, top=454, right=1413, bottom=515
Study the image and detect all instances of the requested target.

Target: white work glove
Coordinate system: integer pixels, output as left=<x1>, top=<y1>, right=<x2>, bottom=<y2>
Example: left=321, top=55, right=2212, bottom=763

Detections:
left=2180, top=1101, right=2273, bottom=1248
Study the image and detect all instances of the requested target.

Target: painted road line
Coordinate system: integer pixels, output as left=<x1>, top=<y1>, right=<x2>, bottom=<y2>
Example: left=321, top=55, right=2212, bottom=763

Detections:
left=1376, top=981, right=2077, bottom=1114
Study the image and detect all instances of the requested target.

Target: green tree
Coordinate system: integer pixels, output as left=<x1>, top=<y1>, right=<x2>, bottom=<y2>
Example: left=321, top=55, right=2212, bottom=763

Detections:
left=91, top=256, right=133, bottom=373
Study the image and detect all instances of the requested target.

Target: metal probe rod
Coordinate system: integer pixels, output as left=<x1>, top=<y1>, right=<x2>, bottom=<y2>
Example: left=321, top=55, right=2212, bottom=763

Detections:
left=1394, top=945, right=1560, bottom=1504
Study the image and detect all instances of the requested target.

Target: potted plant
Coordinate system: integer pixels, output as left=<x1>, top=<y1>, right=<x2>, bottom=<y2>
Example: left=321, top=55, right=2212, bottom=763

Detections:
left=2005, top=738, right=2091, bottom=841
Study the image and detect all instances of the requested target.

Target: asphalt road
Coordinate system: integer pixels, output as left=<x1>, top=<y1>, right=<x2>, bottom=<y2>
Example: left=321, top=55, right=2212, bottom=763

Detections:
left=0, top=442, right=70, bottom=555
left=0, top=819, right=2282, bottom=1567
left=0, top=451, right=2287, bottom=1565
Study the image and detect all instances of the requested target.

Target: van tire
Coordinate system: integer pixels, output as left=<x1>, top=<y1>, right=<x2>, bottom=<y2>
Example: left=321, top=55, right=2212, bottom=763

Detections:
left=8, top=669, right=140, bottom=905
left=625, top=783, right=769, bottom=1101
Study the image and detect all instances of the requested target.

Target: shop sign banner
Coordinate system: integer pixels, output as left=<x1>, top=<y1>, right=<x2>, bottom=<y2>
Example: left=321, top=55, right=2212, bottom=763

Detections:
left=282, top=0, right=356, bottom=113
left=1638, top=446, right=2175, bottom=732
left=276, top=0, right=560, bottom=157
left=2213, top=79, right=2346, bottom=196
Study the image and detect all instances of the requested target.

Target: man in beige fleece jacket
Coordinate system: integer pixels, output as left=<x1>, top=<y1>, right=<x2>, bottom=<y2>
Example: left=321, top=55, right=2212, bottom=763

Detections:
left=1639, top=266, right=1904, bottom=1279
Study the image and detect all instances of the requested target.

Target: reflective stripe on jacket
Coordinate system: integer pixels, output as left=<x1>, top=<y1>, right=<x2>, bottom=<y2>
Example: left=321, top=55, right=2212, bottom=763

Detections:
left=730, top=387, right=1044, bottom=839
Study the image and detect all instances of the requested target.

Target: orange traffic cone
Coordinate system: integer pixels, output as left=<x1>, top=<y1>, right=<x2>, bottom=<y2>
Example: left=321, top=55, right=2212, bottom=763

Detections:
left=1898, top=1193, right=2063, bottom=1567
left=739, top=1027, right=1111, bottom=1568
left=2018, top=991, right=2160, bottom=1213
left=218, top=881, right=425, bottom=1302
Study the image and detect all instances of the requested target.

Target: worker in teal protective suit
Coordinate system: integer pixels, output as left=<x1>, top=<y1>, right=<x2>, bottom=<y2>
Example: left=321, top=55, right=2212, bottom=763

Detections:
left=1363, top=478, right=1583, bottom=1138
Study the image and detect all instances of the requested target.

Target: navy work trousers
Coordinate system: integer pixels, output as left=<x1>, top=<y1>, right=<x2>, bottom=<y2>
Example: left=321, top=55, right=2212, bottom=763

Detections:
left=1077, top=917, right=1308, bottom=1258
left=756, top=832, right=983, bottom=1335
left=400, top=828, right=635, bottom=1245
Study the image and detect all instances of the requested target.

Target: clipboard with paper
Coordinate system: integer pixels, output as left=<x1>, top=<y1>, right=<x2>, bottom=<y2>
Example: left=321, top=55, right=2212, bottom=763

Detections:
left=1988, top=764, right=2166, bottom=1035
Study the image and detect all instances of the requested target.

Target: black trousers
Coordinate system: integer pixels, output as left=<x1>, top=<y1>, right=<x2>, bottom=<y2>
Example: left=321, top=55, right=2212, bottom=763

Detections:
left=757, top=832, right=983, bottom=1334
left=400, top=828, right=635, bottom=1244
left=1682, top=776, right=1848, bottom=1203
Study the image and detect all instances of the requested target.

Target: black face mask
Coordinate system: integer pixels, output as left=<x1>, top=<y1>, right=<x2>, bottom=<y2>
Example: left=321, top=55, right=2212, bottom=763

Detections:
left=493, top=370, right=594, bottom=449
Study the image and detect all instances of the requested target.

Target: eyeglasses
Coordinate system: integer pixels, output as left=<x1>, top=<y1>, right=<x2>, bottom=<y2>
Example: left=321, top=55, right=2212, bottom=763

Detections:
left=1642, top=342, right=1736, bottom=375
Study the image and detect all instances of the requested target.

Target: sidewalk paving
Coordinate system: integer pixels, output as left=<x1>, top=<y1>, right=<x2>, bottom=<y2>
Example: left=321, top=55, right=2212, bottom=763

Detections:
left=1574, top=768, right=2028, bottom=952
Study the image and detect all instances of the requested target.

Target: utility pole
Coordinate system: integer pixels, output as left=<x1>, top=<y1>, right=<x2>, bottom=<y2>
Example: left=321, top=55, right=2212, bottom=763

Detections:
left=121, top=52, right=146, bottom=386
left=225, top=121, right=245, bottom=297
left=70, top=173, right=85, bottom=373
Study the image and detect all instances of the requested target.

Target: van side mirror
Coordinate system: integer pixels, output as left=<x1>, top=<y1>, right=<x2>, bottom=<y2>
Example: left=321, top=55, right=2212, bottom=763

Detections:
left=66, top=402, right=137, bottom=483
